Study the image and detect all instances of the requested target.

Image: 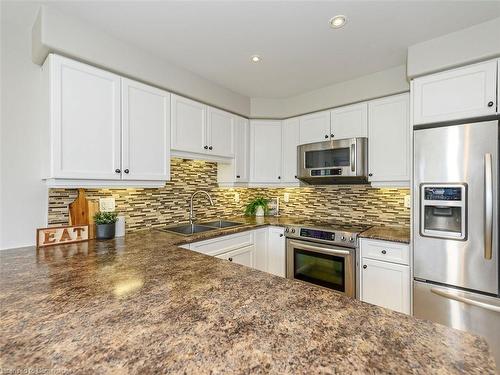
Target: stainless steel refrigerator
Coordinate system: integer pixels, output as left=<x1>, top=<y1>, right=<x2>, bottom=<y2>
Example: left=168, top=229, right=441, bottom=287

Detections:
left=413, top=119, right=500, bottom=366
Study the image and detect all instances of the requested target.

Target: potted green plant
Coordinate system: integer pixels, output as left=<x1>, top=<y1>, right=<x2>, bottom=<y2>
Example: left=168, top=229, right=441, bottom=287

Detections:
left=245, top=197, right=269, bottom=217
left=94, top=212, right=118, bottom=240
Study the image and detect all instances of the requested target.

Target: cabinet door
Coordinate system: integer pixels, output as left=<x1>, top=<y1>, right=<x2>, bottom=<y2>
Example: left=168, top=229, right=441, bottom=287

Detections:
left=413, top=60, right=497, bottom=125
left=368, top=93, right=410, bottom=184
left=497, top=59, right=500, bottom=115
left=234, top=117, right=249, bottom=181
left=360, top=258, right=410, bottom=314
left=51, top=55, right=121, bottom=179
left=216, top=245, right=255, bottom=268
left=250, top=120, right=282, bottom=183
left=121, top=78, right=170, bottom=181
left=171, top=94, right=206, bottom=154
left=281, top=117, right=300, bottom=183
left=299, top=111, right=330, bottom=144
left=267, top=227, right=286, bottom=277
left=207, top=107, right=234, bottom=158
left=330, top=102, right=368, bottom=139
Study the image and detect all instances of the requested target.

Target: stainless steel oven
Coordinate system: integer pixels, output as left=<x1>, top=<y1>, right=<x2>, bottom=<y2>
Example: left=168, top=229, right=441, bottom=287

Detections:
left=297, top=137, right=368, bottom=184
left=285, top=225, right=362, bottom=298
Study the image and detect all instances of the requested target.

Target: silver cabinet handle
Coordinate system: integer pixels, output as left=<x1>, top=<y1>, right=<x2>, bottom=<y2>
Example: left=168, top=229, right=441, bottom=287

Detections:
left=350, top=143, right=356, bottom=172
left=484, top=153, right=493, bottom=260
left=430, top=287, right=500, bottom=313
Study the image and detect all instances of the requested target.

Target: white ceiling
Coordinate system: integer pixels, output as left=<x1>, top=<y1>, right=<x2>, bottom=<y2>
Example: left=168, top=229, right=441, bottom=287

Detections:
left=49, top=1, right=500, bottom=98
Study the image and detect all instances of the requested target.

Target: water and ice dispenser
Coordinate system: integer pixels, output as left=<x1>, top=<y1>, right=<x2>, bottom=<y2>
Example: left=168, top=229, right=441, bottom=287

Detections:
left=420, top=184, right=467, bottom=240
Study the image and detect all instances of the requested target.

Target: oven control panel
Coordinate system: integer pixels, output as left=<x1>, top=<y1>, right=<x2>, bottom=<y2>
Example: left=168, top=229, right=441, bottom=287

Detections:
left=300, top=228, right=335, bottom=241
left=284, top=226, right=358, bottom=247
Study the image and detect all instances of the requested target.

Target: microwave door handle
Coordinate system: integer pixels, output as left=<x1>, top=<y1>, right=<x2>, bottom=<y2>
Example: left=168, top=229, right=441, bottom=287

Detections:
left=350, top=143, right=356, bottom=172
left=430, top=287, right=500, bottom=313
left=484, top=153, right=493, bottom=260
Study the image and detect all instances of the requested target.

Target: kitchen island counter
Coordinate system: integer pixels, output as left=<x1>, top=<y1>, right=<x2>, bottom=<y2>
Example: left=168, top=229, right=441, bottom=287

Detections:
left=1, top=230, right=495, bottom=374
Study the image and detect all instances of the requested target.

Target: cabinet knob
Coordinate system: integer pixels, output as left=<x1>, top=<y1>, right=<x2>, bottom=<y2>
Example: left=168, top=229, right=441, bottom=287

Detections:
left=124, top=169, right=129, bottom=174
left=330, top=134, right=334, bottom=138
left=294, top=175, right=297, bottom=179
left=381, top=250, right=387, bottom=254
left=278, top=176, right=281, bottom=179
left=487, top=101, right=494, bottom=107
left=228, top=257, right=233, bottom=262
left=209, top=146, right=213, bottom=150
left=279, top=234, right=284, bottom=237
left=236, top=175, right=240, bottom=178
left=368, top=173, right=373, bottom=177
left=363, top=265, right=367, bottom=269
left=115, top=169, right=121, bottom=173
left=204, top=145, right=208, bottom=149
left=324, top=134, right=329, bottom=139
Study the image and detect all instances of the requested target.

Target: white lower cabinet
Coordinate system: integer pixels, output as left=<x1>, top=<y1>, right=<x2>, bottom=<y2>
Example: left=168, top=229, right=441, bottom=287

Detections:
left=360, top=238, right=411, bottom=314
left=187, top=227, right=286, bottom=276
left=216, top=245, right=255, bottom=268
left=266, top=227, right=286, bottom=277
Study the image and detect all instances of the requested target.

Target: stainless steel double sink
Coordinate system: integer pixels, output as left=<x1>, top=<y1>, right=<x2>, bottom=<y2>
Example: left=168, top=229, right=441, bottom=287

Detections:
left=159, top=220, right=245, bottom=236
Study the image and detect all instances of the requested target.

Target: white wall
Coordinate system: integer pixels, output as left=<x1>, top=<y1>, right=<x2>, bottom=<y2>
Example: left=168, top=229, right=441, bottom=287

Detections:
left=251, top=65, right=409, bottom=118
left=1, top=2, right=48, bottom=250
left=33, top=5, right=251, bottom=117
left=407, top=17, right=500, bottom=78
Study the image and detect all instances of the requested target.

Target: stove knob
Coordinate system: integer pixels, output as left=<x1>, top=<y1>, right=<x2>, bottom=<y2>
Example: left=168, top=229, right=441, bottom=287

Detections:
left=349, top=237, right=354, bottom=242
left=341, top=236, right=346, bottom=241
left=291, top=228, right=296, bottom=234
left=285, top=228, right=289, bottom=233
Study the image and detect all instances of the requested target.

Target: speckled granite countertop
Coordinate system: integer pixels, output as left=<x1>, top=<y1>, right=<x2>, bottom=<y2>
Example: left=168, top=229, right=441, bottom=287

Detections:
left=1, top=224, right=495, bottom=373
left=359, top=225, right=411, bottom=244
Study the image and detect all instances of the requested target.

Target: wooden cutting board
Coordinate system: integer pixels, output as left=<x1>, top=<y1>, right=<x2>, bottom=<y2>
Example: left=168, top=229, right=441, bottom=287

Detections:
left=69, top=189, right=98, bottom=239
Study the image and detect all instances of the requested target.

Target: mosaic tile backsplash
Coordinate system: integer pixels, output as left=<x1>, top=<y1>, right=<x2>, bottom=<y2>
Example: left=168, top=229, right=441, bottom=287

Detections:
left=48, top=158, right=410, bottom=232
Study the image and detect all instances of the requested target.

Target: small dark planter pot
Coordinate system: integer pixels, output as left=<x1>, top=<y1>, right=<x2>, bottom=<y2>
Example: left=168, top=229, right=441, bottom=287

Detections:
left=96, top=223, right=116, bottom=240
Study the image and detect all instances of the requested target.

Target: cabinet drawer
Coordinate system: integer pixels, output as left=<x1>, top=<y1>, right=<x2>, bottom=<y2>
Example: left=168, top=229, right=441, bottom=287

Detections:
left=360, top=239, right=409, bottom=265
left=189, top=231, right=254, bottom=256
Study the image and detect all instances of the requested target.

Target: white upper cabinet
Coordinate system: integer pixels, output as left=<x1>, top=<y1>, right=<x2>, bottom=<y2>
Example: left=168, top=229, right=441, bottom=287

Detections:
left=299, top=110, right=330, bottom=144
left=121, top=78, right=170, bottom=181
left=42, top=54, right=170, bottom=187
left=217, top=116, right=249, bottom=184
left=234, top=116, right=249, bottom=181
left=207, top=107, right=234, bottom=158
left=330, top=102, right=368, bottom=139
left=46, top=54, right=122, bottom=180
left=281, top=117, right=300, bottom=183
left=171, top=94, right=206, bottom=154
left=368, top=93, right=410, bottom=185
left=412, top=60, right=498, bottom=125
left=497, top=59, right=500, bottom=114
left=171, top=95, right=234, bottom=159
left=250, top=120, right=282, bottom=183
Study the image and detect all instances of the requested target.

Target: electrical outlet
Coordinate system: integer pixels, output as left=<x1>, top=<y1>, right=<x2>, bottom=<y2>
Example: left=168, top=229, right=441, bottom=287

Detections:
left=283, top=192, right=290, bottom=203
left=404, top=195, right=411, bottom=209
left=99, top=197, right=116, bottom=212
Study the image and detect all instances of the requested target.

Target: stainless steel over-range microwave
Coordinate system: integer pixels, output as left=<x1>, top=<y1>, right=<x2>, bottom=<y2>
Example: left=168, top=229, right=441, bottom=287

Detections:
left=297, top=137, right=368, bottom=184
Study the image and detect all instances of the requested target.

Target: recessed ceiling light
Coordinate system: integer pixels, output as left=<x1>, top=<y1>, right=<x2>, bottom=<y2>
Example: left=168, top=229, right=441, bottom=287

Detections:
left=329, top=15, right=347, bottom=29
left=250, top=55, right=261, bottom=63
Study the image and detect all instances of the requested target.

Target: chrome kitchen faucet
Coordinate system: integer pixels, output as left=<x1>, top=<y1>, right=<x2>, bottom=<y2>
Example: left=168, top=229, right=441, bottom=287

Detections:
left=189, top=191, right=214, bottom=224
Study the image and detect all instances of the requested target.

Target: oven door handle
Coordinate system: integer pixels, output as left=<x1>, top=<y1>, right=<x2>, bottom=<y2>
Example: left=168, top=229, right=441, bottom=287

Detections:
left=288, top=240, right=351, bottom=256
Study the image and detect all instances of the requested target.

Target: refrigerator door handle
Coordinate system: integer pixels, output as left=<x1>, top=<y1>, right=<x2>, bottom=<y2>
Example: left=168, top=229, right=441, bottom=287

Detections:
left=484, top=153, right=493, bottom=260
left=430, top=287, right=500, bottom=313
